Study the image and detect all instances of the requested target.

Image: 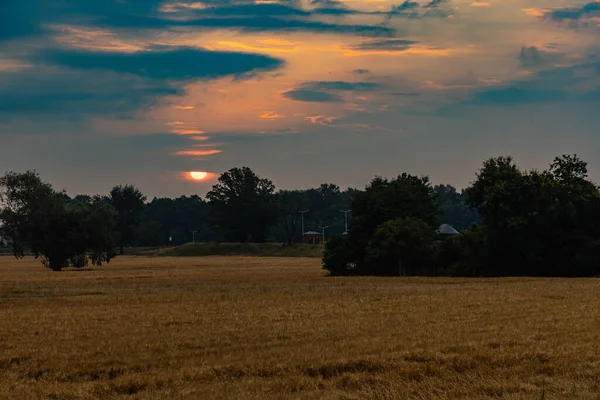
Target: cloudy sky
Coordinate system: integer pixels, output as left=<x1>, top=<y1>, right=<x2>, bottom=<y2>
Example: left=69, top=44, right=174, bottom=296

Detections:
left=1, top=0, right=600, bottom=197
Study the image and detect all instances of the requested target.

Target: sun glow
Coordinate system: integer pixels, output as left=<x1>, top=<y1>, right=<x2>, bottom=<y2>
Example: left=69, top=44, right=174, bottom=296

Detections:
left=189, top=171, right=208, bottom=180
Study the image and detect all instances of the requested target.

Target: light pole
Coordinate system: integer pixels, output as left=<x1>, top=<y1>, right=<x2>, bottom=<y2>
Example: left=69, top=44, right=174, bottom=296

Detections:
left=318, top=225, right=329, bottom=244
left=190, top=230, right=198, bottom=243
left=299, top=209, right=309, bottom=243
left=340, top=209, right=351, bottom=233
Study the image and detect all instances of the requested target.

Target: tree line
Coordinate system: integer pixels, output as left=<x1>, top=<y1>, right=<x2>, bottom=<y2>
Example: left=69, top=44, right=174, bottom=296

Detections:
left=324, top=154, right=600, bottom=277
left=1, top=162, right=483, bottom=272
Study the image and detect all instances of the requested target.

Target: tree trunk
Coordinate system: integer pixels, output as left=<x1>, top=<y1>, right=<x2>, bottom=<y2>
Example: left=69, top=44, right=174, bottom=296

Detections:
left=398, top=256, right=404, bottom=276
left=120, top=245, right=124, bottom=255
left=48, top=257, right=62, bottom=272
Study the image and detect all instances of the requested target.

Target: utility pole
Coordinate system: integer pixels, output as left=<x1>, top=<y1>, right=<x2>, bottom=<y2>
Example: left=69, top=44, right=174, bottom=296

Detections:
left=299, top=209, right=309, bottom=243
left=190, top=230, right=198, bottom=243
left=340, top=209, right=351, bottom=233
left=318, top=225, right=329, bottom=244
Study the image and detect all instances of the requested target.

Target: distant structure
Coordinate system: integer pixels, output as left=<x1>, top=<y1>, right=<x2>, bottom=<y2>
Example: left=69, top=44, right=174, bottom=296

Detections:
left=437, top=224, right=459, bottom=235
left=303, top=231, right=322, bottom=245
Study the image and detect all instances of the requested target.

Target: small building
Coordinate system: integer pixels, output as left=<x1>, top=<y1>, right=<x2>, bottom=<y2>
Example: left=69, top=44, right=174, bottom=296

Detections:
left=437, top=224, right=459, bottom=235
left=303, top=231, right=322, bottom=245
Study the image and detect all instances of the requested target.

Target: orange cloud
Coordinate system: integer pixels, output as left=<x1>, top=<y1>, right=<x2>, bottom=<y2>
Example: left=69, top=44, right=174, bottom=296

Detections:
left=216, top=40, right=297, bottom=53
left=190, top=136, right=211, bottom=141
left=305, top=115, right=339, bottom=125
left=261, top=39, right=297, bottom=47
left=260, top=111, right=284, bottom=119
left=173, top=150, right=222, bottom=156
left=522, top=8, right=547, bottom=17
left=173, top=105, right=195, bottom=110
left=471, top=1, right=491, bottom=6
left=172, top=129, right=205, bottom=135
left=167, top=121, right=184, bottom=125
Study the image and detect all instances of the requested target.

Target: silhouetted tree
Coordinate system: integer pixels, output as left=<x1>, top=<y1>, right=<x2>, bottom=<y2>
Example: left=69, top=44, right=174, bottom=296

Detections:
left=109, top=185, right=146, bottom=254
left=0, top=171, right=117, bottom=271
left=323, top=173, right=439, bottom=275
left=207, top=167, right=278, bottom=242
left=464, top=154, right=600, bottom=276
left=140, top=195, right=210, bottom=245
left=365, top=217, right=434, bottom=276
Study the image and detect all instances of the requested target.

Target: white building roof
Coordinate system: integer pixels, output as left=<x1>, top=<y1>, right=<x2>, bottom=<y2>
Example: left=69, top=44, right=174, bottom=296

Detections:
left=437, top=224, right=459, bottom=235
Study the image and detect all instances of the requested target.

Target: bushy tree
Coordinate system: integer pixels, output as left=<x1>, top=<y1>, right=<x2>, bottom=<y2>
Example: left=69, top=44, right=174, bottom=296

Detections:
left=365, top=218, right=434, bottom=276
left=323, top=173, right=439, bottom=276
left=464, top=155, right=600, bottom=276
left=207, top=167, right=278, bottom=242
left=0, top=171, right=117, bottom=271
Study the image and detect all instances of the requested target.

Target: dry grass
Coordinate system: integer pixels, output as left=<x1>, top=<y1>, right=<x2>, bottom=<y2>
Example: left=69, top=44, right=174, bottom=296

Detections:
left=2, top=256, right=600, bottom=399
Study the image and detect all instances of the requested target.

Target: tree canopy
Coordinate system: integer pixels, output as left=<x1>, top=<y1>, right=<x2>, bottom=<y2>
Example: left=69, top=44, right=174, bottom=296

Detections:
left=206, top=167, right=278, bottom=242
left=0, top=171, right=117, bottom=271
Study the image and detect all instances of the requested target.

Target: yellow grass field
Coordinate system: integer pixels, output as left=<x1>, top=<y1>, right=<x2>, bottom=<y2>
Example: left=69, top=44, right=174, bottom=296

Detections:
left=2, top=256, right=600, bottom=399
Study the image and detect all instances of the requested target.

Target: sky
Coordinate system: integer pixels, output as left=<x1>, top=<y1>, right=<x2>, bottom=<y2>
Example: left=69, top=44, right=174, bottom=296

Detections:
left=1, top=0, right=600, bottom=198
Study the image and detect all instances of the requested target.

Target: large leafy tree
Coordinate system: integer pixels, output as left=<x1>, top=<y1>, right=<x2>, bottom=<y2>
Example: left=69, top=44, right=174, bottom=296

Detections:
left=109, top=185, right=146, bottom=254
left=207, top=167, right=278, bottom=242
left=323, top=173, right=439, bottom=275
left=464, top=155, right=600, bottom=276
left=0, top=171, right=117, bottom=271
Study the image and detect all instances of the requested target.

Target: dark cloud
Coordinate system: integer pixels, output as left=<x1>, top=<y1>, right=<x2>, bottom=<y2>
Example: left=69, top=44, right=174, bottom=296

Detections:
left=282, top=89, right=344, bottom=102
left=0, top=69, right=180, bottom=119
left=395, top=1, right=420, bottom=11
left=351, top=39, right=419, bottom=51
left=353, top=69, right=371, bottom=75
left=545, top=2, right=600, bottom=22
left=468, top=87, right=568, bottom=105
left=196, top=3, right=311, bottom=17
left=0, top=0, right=398, bottom=42
left=282, top=80, right=382, bottom=102
left=423, top=0, right=448, bottom=8
left=33, top=47, right=284, bottom=80
left=179, top=17, right=395, bottom=37
left=518, top=46, right=566, bottom=68
left=0, top=46, right=283, bottom=120
left=519, top=46, right=544, bottom=67
left=380, top=0, right=454, bottom=19
left=0, top=2, right=44, bottom=41
left=310, top=0, right=357, bottom=15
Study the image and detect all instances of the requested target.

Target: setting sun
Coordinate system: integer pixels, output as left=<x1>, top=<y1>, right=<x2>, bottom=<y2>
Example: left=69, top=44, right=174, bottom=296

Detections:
left=189, top=171, right=208, bottom=180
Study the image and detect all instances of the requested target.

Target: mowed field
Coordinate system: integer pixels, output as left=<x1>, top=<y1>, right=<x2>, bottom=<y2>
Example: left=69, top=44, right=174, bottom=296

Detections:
left=2, top=257, right=600, bottom=399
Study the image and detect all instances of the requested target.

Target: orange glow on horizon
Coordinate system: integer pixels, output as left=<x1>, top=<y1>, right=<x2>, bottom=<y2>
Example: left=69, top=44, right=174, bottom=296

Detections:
left=173, top=149, right=222, bottom=156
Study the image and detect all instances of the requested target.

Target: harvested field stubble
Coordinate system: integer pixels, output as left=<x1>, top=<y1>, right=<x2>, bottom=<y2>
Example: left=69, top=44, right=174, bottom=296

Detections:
left=1, top=256, right=600, bottom=399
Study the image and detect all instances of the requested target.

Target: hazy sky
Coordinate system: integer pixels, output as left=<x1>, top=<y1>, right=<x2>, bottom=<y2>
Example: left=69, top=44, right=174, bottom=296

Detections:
left=1, top=0, right=600, bottom=197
